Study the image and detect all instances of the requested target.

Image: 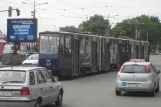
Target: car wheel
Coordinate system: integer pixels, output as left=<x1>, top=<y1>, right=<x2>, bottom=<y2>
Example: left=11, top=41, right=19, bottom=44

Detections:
left=115, top=89, right=121, bottom=96
left=55, top=91, right=63, bottom=106
left=156, top=82, right=160, bottom=92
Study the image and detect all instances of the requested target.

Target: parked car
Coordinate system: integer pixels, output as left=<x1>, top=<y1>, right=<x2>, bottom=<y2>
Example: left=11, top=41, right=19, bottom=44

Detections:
left=0, top=66, right=64, bottom=107
left=22, top=54, right=39, bottom=65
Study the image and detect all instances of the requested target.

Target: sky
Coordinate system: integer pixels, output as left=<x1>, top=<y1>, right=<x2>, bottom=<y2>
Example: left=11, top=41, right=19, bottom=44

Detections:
left=0, top=0, right=161, bottom=35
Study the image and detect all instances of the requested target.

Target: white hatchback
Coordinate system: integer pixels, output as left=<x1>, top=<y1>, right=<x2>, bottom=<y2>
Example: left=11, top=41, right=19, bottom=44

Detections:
left=0, top=66, right=64, bottom=107
left=115, top=59, right=160, bottom=96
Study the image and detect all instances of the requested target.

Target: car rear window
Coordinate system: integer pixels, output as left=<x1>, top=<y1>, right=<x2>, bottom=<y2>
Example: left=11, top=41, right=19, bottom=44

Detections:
left=122, top=65, right=147, bottom=73
left=27, top=54, right=39, bottom=60
left=0, top=70, right=26, bottom=83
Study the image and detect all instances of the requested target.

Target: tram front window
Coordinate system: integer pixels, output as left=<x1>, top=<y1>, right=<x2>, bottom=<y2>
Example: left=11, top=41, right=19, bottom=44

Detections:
left=40, top=35, right=60, bottom=54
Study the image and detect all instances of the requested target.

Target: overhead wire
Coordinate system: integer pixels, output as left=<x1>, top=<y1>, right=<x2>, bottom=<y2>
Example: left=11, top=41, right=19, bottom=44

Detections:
left=1, top=0, right=88, bottom=18
left=42, top=5, right=88, bottom=17
left=37, top=9, right=84, bottom=19
left=54, top=0, right=96, bottom=14
left=0, top=0, right=33, bottom=8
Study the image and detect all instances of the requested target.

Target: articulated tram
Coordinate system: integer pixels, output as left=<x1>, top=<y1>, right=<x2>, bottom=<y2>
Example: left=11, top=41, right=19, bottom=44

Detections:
left=39, top=31, right=150, bottom=78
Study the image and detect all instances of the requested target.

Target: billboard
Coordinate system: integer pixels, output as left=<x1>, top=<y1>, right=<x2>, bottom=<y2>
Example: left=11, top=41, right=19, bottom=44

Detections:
left=7, top=18, right=37, bottom=42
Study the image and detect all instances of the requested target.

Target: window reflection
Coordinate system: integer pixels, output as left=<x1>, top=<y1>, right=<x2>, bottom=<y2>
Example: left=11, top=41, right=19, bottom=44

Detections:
left=40, top=34, right=60, bottom=54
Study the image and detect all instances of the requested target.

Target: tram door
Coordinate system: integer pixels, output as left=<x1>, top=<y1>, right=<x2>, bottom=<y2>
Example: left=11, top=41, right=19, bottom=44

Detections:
left=101, top=39, right=105, bottom=71
left=104, top=39, right=110, bottom=70
left=91, top=37, right=97, bottom=72
left=118, top=41, right=122, bottom=67
left=72, top=36, right=79, bottom=76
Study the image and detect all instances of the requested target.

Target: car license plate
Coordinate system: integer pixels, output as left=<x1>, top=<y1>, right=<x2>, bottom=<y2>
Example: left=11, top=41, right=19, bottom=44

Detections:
left=0, top=91, right=12, bottom=97
left=127, top=84, right=139, bottom=87
left=122, top=82, right=127, bottom=86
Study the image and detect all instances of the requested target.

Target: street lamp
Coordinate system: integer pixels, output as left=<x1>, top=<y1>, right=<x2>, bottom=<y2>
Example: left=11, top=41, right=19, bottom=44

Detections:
left=22, top=1, right=48, bottom=18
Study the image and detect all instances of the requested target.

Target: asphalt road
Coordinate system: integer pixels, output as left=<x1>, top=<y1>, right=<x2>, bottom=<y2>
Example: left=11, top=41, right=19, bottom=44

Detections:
left=0, top=55, right=161, bottom=107
left=50, top=55, right=161, bottom=107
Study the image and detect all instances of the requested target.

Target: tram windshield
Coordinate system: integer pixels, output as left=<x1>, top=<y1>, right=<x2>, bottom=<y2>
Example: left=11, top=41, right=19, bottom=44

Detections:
left=40, top=34, right=60, bottom=54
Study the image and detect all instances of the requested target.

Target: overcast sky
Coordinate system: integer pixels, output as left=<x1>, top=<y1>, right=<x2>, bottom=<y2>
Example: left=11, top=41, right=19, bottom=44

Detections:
left=0, top=0, right=160, bottom=34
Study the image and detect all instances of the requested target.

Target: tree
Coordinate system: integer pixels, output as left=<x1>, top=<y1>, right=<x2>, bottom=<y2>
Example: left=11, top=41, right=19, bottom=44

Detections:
left=79, top=14, right=109, bottom=35
left=111, top=15, right=161, bottom=45
left=59, top=26, right=81, bottom=33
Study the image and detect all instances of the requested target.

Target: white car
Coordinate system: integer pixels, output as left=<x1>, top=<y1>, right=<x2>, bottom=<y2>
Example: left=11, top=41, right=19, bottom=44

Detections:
left=115, top=59, right=160, bottom=96
left=22, top=54, right=39, bottom=65
left=0, top=66, right=64, bottom=107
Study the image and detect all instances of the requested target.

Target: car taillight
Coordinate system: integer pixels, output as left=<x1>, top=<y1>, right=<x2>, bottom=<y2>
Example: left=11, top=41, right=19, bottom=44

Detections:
left=120, top=65, right=124, bottom=73
left=20, top=87, right=30, bottom=96
left=146, top=65, right=151, bottom=73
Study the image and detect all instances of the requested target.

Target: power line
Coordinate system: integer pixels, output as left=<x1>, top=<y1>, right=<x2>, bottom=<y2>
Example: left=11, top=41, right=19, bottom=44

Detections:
left=1, top=0, right=89, bottom=18
left=42, top=5, right=88, bottom=17
left=55, top=0, right=96, bottom=14
left=0, top=0, right=33, bottom=8
left=38, top=9, right=84, bottom=19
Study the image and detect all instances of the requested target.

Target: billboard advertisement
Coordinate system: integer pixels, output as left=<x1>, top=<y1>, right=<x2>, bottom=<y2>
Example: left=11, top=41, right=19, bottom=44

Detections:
left=7, top=18, right=37, bottom=42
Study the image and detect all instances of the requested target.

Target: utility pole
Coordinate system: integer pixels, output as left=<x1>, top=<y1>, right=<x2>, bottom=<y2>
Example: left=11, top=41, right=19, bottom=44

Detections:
left=147, top=31, right=148, bottom=41
left=135, top=25, right=138, bottom=39
left=34, top=0, right=36, bottom=18
left=105, top=14, right=119, bottom=36
left=107, top=14, right=110, bottom=36
left=22, top=0, right=47, bottom=18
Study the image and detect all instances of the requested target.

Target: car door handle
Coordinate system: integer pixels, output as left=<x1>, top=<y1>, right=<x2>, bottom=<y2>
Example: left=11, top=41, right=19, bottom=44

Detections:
left=50, top=86, right=52, bottom=89
left=40, top=88, right=43, bottom=90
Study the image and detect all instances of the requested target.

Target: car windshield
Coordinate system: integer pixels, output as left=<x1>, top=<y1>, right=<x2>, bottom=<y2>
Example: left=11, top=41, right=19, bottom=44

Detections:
left=27, top=54, right=39, bottom=60
left=0, top=70, right=26, bottom=83
left=122, top=65, right=147, bottom=73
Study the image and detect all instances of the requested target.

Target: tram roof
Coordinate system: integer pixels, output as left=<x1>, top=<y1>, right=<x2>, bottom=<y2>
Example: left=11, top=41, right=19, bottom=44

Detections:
left=39, top=31, right=100, bottom=37
left=39, top=31, right=149, bottom=43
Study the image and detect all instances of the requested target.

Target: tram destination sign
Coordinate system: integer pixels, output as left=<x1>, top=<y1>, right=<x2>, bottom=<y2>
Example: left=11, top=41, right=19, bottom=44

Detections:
left=7, top=18, right=37, bottom=42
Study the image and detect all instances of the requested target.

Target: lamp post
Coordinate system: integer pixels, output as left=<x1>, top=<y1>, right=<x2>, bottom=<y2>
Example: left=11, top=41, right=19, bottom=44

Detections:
left=22, top=0, right=48, bottom=18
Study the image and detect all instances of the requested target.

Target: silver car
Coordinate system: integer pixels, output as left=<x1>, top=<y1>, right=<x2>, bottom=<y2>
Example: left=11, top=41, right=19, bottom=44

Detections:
left=115, top=59, right=160, bottom=96
left=0, top=66, right=64, bottom=107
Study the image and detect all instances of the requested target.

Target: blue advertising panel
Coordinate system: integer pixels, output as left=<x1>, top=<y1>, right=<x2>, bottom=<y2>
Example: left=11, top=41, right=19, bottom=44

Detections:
left=7, top=18, right=37, bottom=42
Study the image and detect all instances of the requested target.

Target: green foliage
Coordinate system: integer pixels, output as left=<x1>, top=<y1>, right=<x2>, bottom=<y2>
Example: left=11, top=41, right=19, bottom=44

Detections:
left=79, top=14, right=109, bottom=35
left=111, top=15, right=161, bottom=45
left=79, top=14, right=161, bottom=45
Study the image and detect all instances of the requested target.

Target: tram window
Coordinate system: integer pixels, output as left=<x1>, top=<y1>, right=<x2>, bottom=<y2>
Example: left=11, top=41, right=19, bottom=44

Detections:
left=80, top=36, right=85, bottom=54
left=58, top=35, right=64, bottom=54
left=65, top=35, right=71, bottom=54
left=40, top=36, right=48, bottom=54
left=85, top=37, right=91, bottom=54
left=40, top=34, right=60, bottom=54
left=50, top=36, right=59, bottom=54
